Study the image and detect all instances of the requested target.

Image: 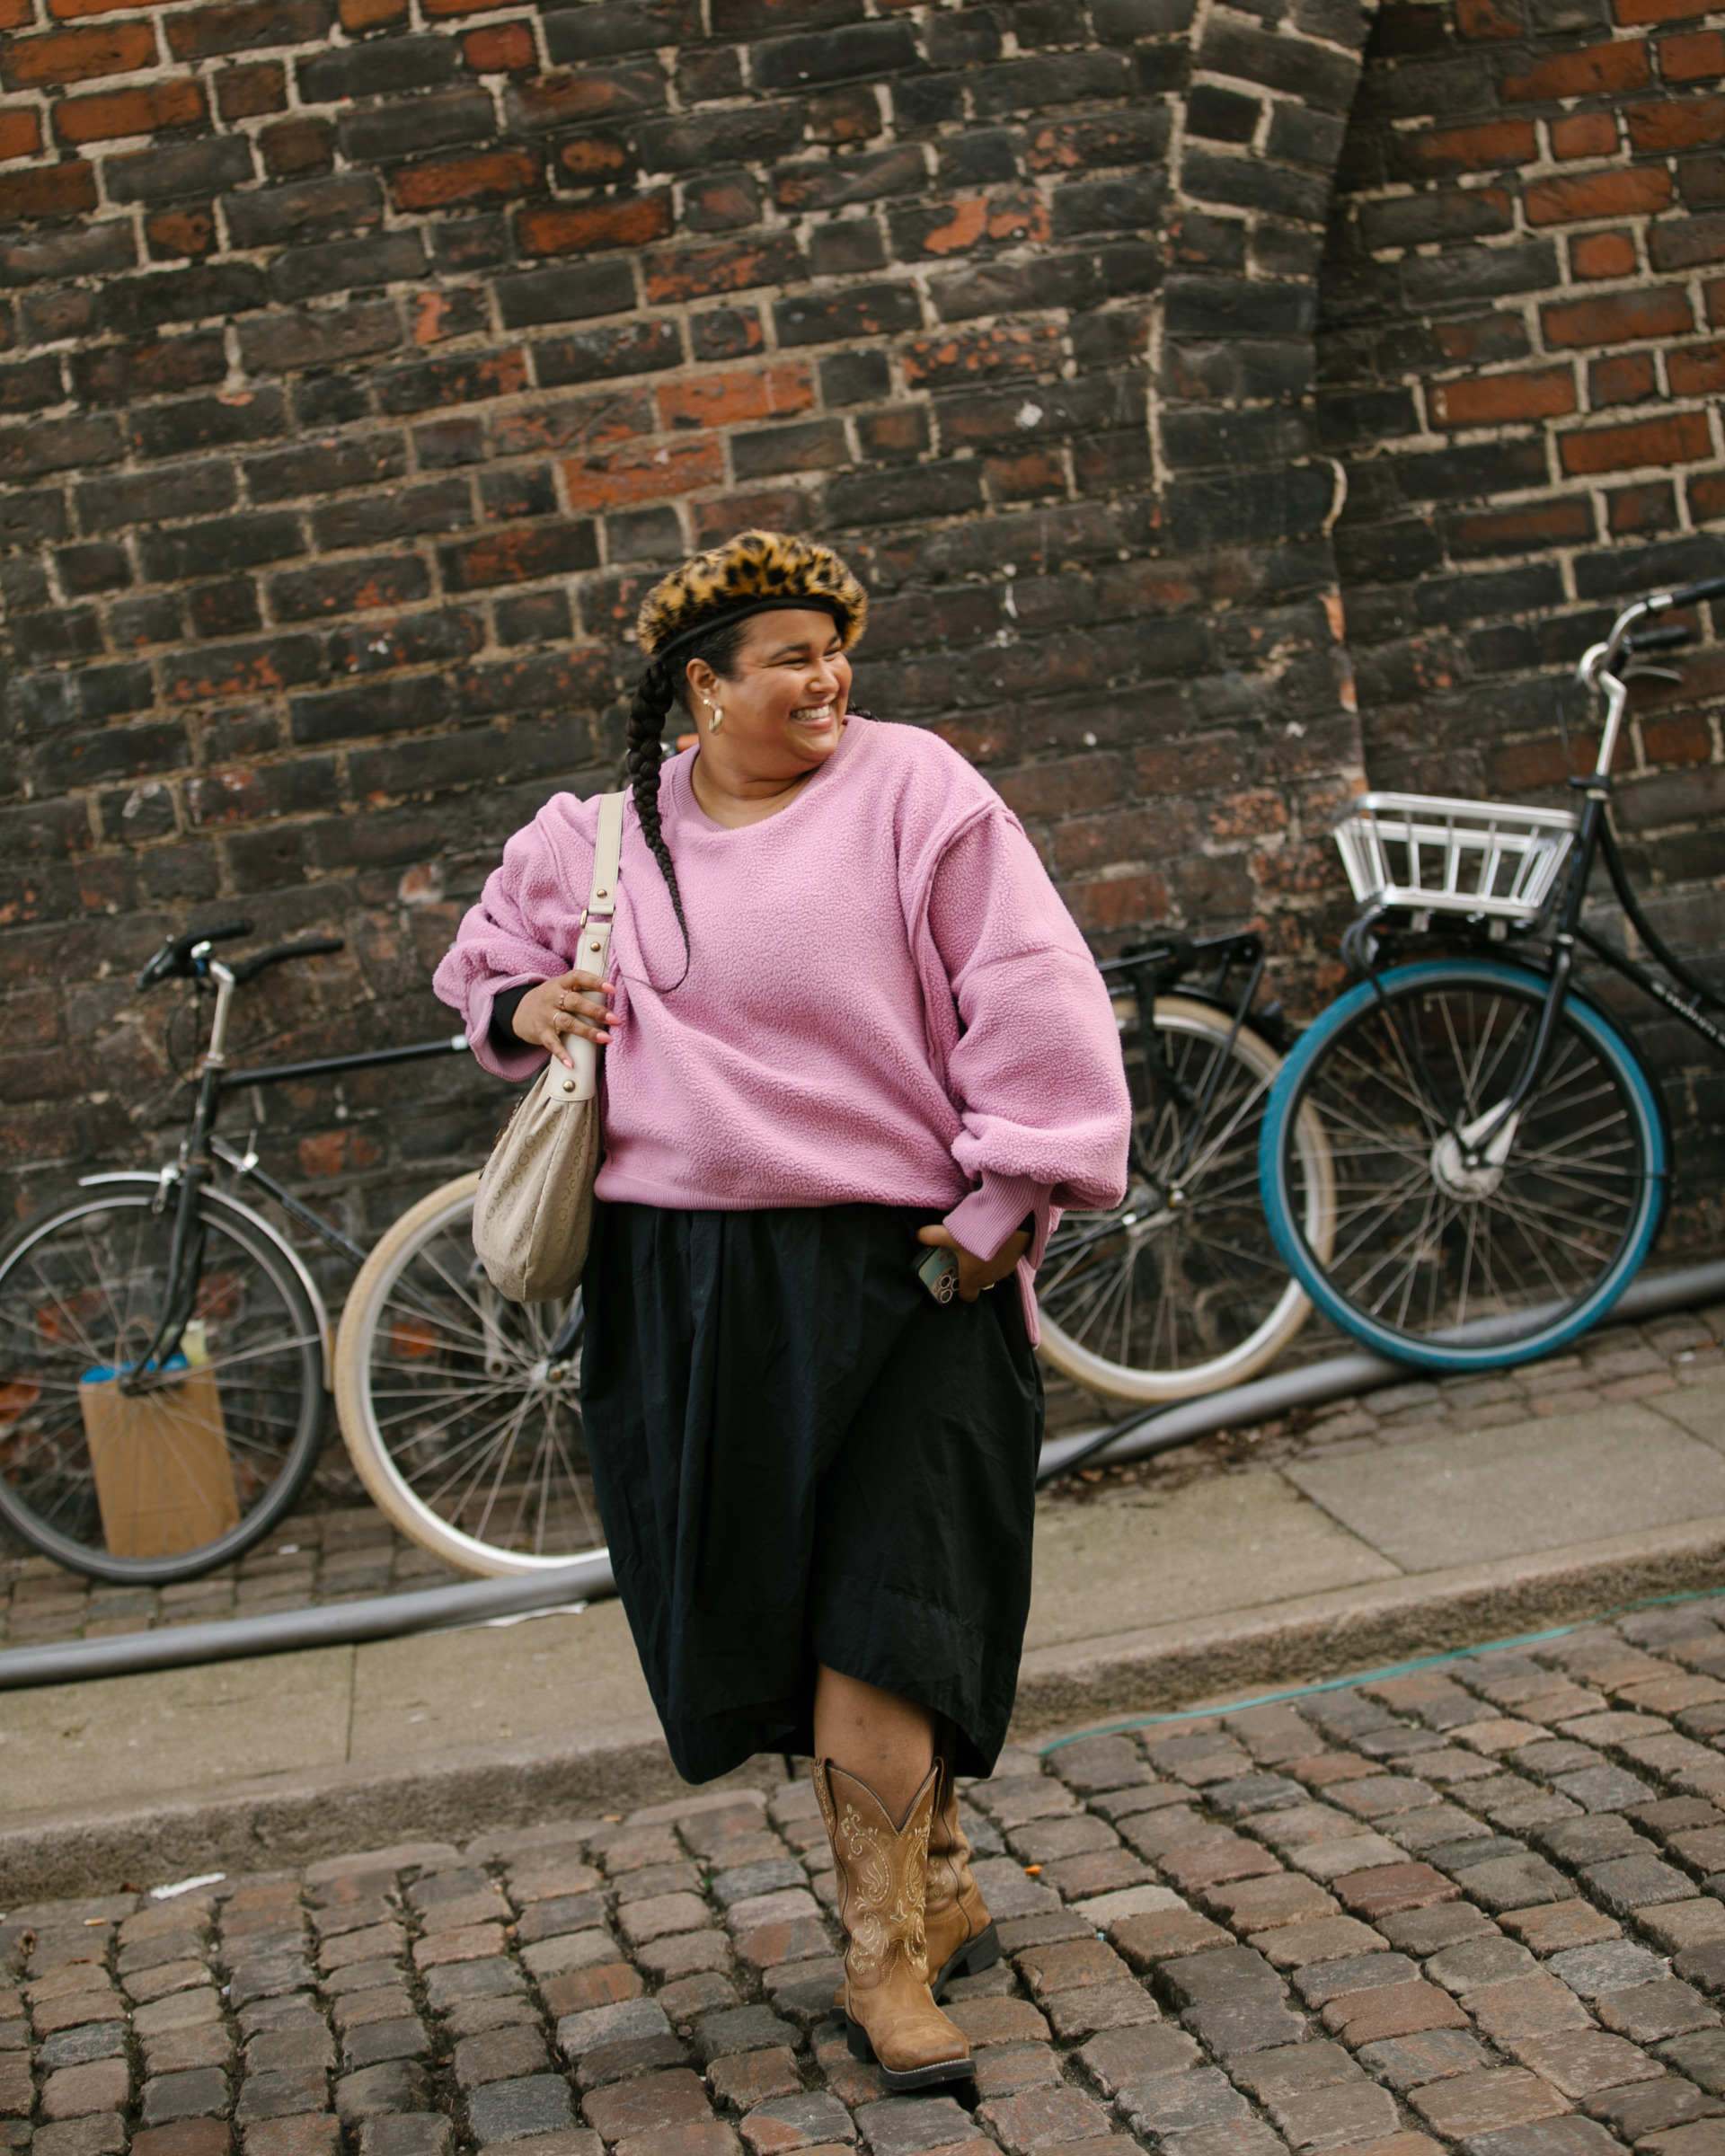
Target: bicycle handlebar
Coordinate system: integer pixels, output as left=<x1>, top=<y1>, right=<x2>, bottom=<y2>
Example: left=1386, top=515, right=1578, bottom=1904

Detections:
left=136, top=918, right=254, bottom=990
left=1626, top=622, right=1694, bottom=652
left=227, top=937, right=346, bottom=985
left=1663, top=573, right=1725, bottom=609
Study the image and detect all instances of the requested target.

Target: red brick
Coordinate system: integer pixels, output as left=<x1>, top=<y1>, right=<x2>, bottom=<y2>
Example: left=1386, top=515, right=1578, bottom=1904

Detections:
left=339, top=0, right=403, bottom=24
left=0, top=105, right=41, bottom=158
left=214, top=59, right=284, bottom=116
left=147, top=205, right=214, bottom=257
left=903, top=325, right=1063, bottom=386
left=1458, top=0, right=1520, bottom=35
left=0, top=158, right=97, bottom=216
left=1526, top=165, right=1671, bottom=222
left=463, top=20, right=535, bottom=67
left=1643, top=711, right=1713, bottom=762
left=1552, top=111, right=1619, bottom=155
left=517, top=192, right=671, bottom=257
left=1608, top=480, right=1678, bottom=532
left=298, top=1129, right=383, bottom=1179
left=391, top=148, right=540, bottom=210
left=2, top=18, right=155, bottom=83
left=261, top=115, right=330, bottom=174
left=1501, top=40, right=1650, bottom=99
left=1618, top=0, right=1710, bottom=24
left=1671, top=339, right=1725, bottom=392
left=1394, top=117, right=1537, bottom=172
left=1687, top=472, right=1725, bottom=519
left=1591, top=350, right=1659, bottom=403
left=1560, top=410, right=1713, bottom=474
left=905, top=191, right=1050, bottom=256
left=1665, top=29, right=1725, bottom=78
left=1629, top=94, right=1725, bottom=149
left=47, top=0, right=155, bottom=17
left=421, top=0, right=517, bottom=18
left=53, top=75, right=205, bottom=142
left=641, top=234, right=802, bottom=305
left=1710, top=276, right=1725, bottom=327
left=1543, top=286, right=1693, bottom=345
left=657, top=364, right=813, bottom=432
left=1571, top=229, right=1640, bottom=278
left=1454, top=492, right=1594, bottom=550
left=1429, top=365, right=1575, bottom=426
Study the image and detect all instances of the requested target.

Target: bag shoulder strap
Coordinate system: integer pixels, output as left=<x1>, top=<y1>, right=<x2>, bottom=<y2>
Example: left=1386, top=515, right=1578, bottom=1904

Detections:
left=575, top=790, right=626, bottom=977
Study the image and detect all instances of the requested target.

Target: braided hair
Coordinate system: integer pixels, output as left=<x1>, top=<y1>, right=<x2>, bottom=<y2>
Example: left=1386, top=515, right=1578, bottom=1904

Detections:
left=624, top=613, right=754, bottom=982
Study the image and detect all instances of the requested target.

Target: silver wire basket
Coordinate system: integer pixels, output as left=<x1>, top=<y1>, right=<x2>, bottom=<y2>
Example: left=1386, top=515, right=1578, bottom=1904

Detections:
left=1334, top=792, right=1579, bottom=923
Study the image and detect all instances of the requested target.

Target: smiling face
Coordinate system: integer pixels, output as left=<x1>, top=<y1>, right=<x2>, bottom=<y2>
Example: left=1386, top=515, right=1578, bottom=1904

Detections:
left=684, top=605, right=853, bottom=783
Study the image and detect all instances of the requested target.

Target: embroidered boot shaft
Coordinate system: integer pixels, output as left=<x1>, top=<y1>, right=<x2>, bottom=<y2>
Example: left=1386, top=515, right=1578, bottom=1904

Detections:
left=812, top=1759, right=973, bottom=2091
left=924, top=1745, right=1000, bottom=2001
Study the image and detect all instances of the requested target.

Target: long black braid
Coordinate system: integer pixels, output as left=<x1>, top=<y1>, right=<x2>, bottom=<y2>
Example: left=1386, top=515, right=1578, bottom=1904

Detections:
left=624, top=653, right=688, bottom=973
left=624, top=614, right=753, bottom=985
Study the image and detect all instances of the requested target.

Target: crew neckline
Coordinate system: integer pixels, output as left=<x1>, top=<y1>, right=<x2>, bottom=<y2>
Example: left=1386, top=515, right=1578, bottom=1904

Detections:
left=676, top=711, right=862, bottom=835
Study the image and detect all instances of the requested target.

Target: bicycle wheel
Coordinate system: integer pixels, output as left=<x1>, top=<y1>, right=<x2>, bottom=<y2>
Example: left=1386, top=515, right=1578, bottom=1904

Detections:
left=1260, top=959, right=1666, bottom=1372
left=333, top=1172, right=605, bottom=1576
left=1037, top=994, right=1333, bottom=1401
left=0, top=1188, right=324, bottom=1583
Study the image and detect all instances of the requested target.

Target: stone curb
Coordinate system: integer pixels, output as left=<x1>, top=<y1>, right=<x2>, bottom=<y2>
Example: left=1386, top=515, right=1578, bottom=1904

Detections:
left=7, top=1510, right=1725, bottom=1906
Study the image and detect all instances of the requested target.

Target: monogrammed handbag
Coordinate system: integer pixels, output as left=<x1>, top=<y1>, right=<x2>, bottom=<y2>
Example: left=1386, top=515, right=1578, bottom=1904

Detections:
left=470, top=791, right=625, bottom=1303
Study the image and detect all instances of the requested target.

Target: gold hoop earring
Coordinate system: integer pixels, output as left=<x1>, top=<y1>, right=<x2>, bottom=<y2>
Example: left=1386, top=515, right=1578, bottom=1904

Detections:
left=706, top=700, right=723, bottom=733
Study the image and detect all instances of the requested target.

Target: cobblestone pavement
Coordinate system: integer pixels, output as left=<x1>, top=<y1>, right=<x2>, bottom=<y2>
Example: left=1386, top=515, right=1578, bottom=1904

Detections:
left=1039, top=1304, right=1725, bottom=1507
left=20, top=1605, right=1725, bottom=2156
left=6, top=1302, right=1725, bottom=1643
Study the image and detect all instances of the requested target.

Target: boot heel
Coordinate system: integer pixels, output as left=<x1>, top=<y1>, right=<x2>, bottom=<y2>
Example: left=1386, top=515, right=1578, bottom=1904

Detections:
left=933, top=1921, right=1001, bottom=2001
left=842, top=2014, right=873, bottom=2065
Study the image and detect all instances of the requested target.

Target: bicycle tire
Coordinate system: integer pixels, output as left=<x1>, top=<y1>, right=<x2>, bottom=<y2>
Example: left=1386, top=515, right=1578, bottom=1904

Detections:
left=0, top=1188, right=325, bottom=1584
left=1037, top=994, right=1333, bottom=1401
left=1260, top=958, right=1666, bottom=1373
left=334, top=1172, right=606, bottom=1577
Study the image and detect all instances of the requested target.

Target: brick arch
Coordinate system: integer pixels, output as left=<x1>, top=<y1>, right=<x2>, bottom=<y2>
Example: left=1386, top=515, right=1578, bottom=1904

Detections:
left=1, top=0, right=1382, bottom=1220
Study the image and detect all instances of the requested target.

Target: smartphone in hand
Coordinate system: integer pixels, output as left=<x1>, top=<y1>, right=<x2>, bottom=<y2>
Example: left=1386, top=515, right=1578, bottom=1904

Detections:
left=916, top=1245, right=960, bottom=1303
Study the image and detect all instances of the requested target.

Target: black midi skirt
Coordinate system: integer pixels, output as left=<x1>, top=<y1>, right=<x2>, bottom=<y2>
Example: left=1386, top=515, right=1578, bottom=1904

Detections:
left=579, top=1199, right=1044, bottom=1787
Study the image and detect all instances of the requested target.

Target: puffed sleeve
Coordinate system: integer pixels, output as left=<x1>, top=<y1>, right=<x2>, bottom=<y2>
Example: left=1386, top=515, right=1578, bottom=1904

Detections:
left=927, top=808, right=1131, bottom=1266
left=431, top=796, right=592, bottom=1082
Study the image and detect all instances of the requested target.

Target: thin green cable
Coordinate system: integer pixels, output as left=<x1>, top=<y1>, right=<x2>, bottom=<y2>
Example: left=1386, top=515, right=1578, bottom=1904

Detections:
left=1037, top=1579, right=1725, bottom=1754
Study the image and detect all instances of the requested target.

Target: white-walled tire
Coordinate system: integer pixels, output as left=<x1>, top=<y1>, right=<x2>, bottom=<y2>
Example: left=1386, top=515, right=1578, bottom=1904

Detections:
left=1037, top=995, right=1333, bottom=1402
left=334, top=1172, right=605, bottom=1576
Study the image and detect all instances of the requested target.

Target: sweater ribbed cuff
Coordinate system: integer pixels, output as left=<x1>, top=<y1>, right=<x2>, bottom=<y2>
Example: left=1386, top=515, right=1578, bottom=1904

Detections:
left=944, top=1171, right=1045, bottom=1265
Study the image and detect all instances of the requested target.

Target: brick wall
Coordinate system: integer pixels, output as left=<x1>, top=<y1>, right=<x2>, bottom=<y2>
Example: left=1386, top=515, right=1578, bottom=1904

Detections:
left=0, top=0, right=1376, bottom=1250
left=2, top=0, right=1721, bottom=1266
left=1319, top=0, right=1725, bottom=1245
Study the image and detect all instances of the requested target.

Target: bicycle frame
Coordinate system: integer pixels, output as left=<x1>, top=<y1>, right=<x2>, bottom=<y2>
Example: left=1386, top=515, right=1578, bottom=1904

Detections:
left=103, top=953, right=470, bottom=1390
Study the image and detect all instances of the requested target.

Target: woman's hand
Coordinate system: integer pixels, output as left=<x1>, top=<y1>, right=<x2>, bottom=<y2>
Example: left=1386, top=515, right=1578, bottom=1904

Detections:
left=511, top=969, right=618, bottom=1068
left=916, top=1224, right=1031, bottom=1303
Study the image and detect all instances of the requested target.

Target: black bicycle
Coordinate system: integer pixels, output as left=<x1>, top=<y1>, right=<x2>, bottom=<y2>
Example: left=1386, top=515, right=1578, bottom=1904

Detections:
left=1260, top=572, right=1725, bottom=1372
left=0, top=920, right=601, bottom=1584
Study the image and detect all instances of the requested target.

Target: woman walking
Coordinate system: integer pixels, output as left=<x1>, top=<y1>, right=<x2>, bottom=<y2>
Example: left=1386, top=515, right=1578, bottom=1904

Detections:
left=435, top=530, right=1131, bottom=2091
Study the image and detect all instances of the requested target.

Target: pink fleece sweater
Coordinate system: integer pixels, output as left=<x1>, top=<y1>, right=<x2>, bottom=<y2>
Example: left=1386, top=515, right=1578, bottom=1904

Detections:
left=434, top=715, right=1131, bottom=1332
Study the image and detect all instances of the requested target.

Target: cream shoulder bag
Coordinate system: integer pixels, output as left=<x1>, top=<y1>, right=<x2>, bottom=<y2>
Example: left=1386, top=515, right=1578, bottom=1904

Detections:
left=470, top=790, right=626, bottom=1303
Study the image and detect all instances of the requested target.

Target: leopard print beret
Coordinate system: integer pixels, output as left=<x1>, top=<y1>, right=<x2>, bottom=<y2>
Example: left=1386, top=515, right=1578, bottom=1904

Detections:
left=635, top=529, right=867, bottom=659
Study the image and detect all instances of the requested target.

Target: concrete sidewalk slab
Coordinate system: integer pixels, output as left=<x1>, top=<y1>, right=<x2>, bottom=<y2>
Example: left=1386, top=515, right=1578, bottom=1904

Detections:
left=1284, top=1400, right=1725, bottom=1568
left=1026, top=1462, right=1400, bottom=1648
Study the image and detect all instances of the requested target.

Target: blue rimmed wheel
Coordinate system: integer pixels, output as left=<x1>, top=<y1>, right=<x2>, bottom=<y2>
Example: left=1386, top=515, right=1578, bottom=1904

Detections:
left=1258, top=959, right=1667, bottom=1373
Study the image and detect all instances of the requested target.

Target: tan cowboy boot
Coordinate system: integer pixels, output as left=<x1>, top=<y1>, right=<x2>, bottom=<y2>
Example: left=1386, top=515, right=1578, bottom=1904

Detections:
left=812, top=1759, right=974, bottom=2091
left=924, top=1744, right=1000, bottom=2002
